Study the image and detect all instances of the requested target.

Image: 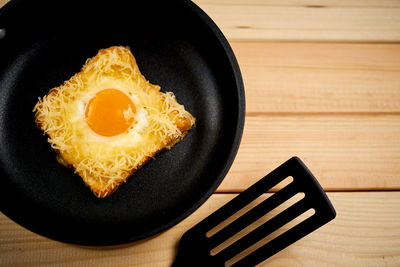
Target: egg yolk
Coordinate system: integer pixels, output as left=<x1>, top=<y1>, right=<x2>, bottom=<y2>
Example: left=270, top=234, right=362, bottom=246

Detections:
left=85, top=89, right=136, bottom=137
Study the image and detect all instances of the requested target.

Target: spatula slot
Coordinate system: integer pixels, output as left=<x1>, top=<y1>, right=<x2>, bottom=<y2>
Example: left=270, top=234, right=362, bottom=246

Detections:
left=270, top=175, right=294, bottom=192
left=210, top=191, right=305, bottom=257
left=206, top=176, right=294, bottom=239
left=225, top=208, right=315, bottom=267
left=0, top=29, right=5, bottom=39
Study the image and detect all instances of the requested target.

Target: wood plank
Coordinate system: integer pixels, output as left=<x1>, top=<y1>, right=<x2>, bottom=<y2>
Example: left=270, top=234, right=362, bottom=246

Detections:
left=218, top=114, right=400, bottom=192
left=231, top=41, right=400, bottom=113
left=193, top=0, right=400, bottom=42
left=1, top=192, right=400, bottom=266
left=0, top=0, right=8, bottom=8
left=2, top=0, right=400, bottom=42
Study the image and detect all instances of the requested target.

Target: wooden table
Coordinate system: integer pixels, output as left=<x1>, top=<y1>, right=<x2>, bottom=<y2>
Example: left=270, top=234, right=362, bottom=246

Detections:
left=1, top=0, right=400, bottom=266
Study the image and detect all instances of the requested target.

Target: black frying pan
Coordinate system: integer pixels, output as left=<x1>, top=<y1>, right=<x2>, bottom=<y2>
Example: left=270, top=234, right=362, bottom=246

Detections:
left=0, top=0, right=245, bottom=245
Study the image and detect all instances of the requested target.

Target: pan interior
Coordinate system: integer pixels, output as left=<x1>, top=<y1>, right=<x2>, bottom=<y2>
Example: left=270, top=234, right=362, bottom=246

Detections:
left=0, top=0, right=244, bottom=245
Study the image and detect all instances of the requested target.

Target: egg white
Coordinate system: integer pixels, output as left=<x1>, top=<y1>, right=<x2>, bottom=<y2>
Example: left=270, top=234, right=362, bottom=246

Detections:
left=68, top=77, right=149, bottom=149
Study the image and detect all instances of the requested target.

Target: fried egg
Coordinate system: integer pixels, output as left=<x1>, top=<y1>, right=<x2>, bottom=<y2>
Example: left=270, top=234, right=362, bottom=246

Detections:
left=33, top=46, right=195, bottom=197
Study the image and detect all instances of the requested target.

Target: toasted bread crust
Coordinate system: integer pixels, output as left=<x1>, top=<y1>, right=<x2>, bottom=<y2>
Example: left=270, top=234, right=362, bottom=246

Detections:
left=81, top=129, right=191, bottom=198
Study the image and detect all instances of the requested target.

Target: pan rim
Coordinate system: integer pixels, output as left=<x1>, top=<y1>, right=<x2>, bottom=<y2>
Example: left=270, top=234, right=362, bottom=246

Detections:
left=115, top=0, right=246, bottom=245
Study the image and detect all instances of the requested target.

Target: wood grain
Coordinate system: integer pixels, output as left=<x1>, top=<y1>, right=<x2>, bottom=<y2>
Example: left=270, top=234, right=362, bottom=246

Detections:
left=0, top=0, right=8, bottom=8
left=193, top=0, right=400, bottom=42
left=224, top=41, right=400, bottom=192
left=231, top=42, right=400, bottom=113
left=218, top=114, right=400, bottom=192
left=1, top=192, right=400, bottom=267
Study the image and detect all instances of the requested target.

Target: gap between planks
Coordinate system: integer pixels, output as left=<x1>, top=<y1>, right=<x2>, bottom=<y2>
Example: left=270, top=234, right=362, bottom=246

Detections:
left=246, top=111, right=400, bottom=117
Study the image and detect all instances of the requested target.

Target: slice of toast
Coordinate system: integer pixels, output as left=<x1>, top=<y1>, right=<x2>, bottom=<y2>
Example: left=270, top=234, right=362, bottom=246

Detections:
left=34, top=46, right=195, bottom=197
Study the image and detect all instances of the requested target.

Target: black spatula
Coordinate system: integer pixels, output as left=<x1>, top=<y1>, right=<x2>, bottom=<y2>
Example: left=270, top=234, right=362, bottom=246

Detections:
left=172, top=157, right=336, bottom=267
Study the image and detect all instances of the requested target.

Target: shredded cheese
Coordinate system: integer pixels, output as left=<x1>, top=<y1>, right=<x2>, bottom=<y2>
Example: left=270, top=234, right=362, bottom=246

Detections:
left=33, top=46, right=195, bottom=197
